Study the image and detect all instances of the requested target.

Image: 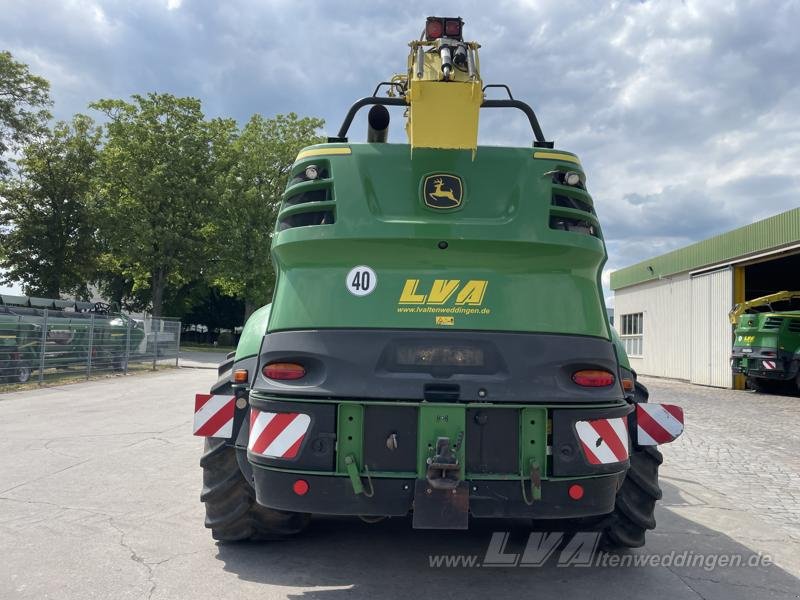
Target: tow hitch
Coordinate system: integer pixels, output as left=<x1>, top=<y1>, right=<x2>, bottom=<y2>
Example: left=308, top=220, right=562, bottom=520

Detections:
left=412, top=436, right=469, bottom=529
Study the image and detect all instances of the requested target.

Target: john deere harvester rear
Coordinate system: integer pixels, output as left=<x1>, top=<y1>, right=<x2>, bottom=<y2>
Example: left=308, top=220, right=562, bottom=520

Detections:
left=193, top=17, right=685, bottom=547
left=730, top=291, right=800, bottom=393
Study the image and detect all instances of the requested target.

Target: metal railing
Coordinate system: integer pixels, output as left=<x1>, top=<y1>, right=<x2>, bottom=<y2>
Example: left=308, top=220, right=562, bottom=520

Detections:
left=0, top=309, right=181, bottom=388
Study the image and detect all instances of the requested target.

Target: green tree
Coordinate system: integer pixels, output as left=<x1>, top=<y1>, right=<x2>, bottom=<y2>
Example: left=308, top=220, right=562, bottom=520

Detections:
left=0, top=51, right=52, bottom=177
left=0, top=114, right=101, bottom=298
left=212, top=113, right=324, bottom=319
left=91, top=93, right=228, bottom=317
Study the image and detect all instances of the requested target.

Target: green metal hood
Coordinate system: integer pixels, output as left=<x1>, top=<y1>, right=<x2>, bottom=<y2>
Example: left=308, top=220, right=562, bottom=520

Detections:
left=268, top=143, right=609, bottom=338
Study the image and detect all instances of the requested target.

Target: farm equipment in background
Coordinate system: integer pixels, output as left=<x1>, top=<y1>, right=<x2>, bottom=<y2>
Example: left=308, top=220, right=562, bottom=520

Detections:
left=730, top=291, right=800, bottom=393
left=193, top=16, right=684, bottom=548
left=0, top=295, right=146, bottom=383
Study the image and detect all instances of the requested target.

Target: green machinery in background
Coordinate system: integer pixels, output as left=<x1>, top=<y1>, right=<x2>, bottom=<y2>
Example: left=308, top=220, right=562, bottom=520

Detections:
left=730, top=291, right=800, bottom=393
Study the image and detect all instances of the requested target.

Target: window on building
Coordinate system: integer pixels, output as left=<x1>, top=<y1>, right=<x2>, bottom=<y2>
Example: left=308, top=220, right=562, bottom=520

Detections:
left=620, top=312, right=643, bottom=357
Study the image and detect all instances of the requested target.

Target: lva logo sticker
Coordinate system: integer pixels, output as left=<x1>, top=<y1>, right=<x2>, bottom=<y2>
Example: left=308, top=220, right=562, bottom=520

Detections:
left=398, top=279, right=487, bottom=306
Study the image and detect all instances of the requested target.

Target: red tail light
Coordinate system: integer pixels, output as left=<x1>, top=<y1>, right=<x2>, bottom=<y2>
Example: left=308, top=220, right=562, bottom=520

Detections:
left=425, top=18, right=443, bottom=40
left=263, top=362, right=306, bottom=381
left=444, top=18, right=462, bottom=38
left=572, top=370, right=615, bottom=387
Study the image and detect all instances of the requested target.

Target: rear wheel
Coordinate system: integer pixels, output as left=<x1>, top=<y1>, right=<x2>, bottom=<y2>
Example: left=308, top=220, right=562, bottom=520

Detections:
left=200, top=436, right=310, bottom=542
left=600, top=446, right=662, bottom=548
left=747, top=376, right=784, bottom=394
left=17, top=366, right=31, bottom=384
left=601, top=379, right=662, bottom=548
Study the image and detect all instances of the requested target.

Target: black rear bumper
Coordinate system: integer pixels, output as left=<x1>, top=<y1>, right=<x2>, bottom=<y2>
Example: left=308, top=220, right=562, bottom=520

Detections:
left=730, top=347, right=799, bottom=381
left=251, top=466, right=625, bottom=519
left=251, top=329, right=624, bottom=403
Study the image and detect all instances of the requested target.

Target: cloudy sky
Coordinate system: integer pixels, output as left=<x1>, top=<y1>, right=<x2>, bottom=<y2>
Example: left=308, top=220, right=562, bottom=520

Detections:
left=2, top=0, right=798, bottom=302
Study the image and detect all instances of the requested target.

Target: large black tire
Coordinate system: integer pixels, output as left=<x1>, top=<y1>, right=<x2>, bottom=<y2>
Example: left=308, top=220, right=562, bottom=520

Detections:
left=200, top=437, right=310, bottom=542
left=600, top=378, right=662, bottom=548
left=601, top=444, right=663, bottom=548
left=747, top=376, right=785, bottom=394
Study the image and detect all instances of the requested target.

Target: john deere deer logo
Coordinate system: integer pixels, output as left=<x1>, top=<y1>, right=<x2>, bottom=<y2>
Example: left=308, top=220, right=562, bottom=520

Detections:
left=423, top=174, right=463, bottom=209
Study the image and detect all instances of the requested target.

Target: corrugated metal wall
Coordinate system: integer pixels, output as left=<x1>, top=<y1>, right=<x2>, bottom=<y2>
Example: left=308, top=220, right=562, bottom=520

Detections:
left=614, top=268, right=734, bottom=387
left=614, top=273, right=692, bottom=380
left=689, top=268, right=733, bottom=387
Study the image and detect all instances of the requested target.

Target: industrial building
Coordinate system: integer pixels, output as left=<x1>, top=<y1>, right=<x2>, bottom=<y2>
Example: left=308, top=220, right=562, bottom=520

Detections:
left=611, top=207, right=800, bottom=388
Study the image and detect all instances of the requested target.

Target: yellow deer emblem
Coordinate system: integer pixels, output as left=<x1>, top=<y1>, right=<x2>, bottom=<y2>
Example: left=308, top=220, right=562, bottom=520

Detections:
left=423, top=174, right=463, bottom=209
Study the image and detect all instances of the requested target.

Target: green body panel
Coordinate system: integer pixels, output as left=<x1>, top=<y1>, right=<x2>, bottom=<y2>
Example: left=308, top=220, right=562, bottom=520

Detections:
left=610, top=327, right=631, bottom=370
left=235, top=304, right=271, bottom=361
left=235, top=140, right=625, bottom=492
left=266, top=143, right=609, bottom=338
left=733, top=311, right=800, bottom=354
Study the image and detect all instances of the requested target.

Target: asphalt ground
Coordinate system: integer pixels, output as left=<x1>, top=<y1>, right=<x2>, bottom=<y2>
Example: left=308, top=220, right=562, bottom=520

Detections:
left=0, top=371, right=798, bottom=599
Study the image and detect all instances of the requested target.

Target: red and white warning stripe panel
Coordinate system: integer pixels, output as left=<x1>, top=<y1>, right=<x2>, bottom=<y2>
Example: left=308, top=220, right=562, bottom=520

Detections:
left=193, top=394, right=235, bottom=438
left=635, top=403, right=684, bottom=446
left=575, top=417, right=629, bottom=465
left=762, top=360, right=776, bottom=370
left=248, top=409, right=311, bottom=459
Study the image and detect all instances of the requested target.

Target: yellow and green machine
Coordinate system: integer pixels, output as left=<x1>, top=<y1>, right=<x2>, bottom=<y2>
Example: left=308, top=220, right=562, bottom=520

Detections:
left=730, top=291, right=800, bottom=393
left=194, top=17, right=683, bottom=548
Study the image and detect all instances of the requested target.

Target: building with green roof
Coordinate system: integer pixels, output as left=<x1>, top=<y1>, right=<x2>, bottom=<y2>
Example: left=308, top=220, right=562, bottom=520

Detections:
left=611, top=207, right=800, bottom=388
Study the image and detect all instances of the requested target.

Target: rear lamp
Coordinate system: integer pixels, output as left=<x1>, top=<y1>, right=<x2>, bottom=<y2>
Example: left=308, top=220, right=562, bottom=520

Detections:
left=621, top=378, right=635, bottom=392
left=293, top=479, right=309, bottom=496
left=425, top=18, right=443, bottom=40
left=564, top=171, right=581, bottom=186
left=233, top=369, right=249, bottom=383
left=263, top=362, right=306, bottom=381
left=304, top=165, right=318, bottom=180
left=444, top=18, right=462, bottom=38
left=568, top=484, right=584, bottom=500
left=572, top=369, right=615, bottom=387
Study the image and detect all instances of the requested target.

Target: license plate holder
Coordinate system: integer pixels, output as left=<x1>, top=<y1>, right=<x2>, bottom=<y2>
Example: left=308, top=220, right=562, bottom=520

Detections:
left=412, top=479, right=469, bottom=529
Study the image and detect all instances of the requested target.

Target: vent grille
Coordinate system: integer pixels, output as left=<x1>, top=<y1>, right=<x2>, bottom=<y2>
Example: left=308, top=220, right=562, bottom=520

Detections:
left=279, top=162, right=335, bottom=231
left=549, top=216, right=599, bottom=237
left=788, top=320, right=800, bottom=333
left=283, top=188, right=328, bottom=207
left=763, top=317, right=784, bottom=329
left=278, top=210, right=335, bottom=231
left=552, top=193, right=594, bottom=215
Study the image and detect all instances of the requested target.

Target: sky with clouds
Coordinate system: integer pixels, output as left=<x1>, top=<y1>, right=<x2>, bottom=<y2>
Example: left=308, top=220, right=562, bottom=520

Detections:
left=1, top=0, right=798, bottom=302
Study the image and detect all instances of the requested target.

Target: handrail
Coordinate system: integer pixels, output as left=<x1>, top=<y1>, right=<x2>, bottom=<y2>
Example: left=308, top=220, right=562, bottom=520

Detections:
left=329, top=95, right=553, bottom=147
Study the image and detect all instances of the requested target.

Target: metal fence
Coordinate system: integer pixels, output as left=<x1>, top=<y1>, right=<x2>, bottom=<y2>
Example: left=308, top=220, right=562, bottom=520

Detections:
left=0, top=309, right=181, bottom=387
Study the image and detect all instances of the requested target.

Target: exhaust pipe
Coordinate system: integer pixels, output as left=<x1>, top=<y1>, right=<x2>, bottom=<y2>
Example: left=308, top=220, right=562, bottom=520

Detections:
left=367, top=104, right=390, bottom=143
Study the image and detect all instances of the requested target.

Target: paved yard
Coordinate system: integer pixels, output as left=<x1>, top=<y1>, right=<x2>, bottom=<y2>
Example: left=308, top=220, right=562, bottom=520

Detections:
left=0, top=371, right=798, bottom=599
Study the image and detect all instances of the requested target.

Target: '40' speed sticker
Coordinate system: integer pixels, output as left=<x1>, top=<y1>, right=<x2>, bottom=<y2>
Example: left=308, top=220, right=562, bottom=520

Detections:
left=346, top=266, right=377, bottom=297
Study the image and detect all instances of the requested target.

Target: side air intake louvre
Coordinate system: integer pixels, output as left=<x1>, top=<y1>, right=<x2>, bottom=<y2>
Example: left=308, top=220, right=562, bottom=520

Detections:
left=552, top=193, right=595, bottom=215
left=763, top=317, right=784, bottom=329
left=549, top=216, right=598, bottom=237
left=278, top=160, right=336, bottom=231
left=278, top=210, right=335, bottom=231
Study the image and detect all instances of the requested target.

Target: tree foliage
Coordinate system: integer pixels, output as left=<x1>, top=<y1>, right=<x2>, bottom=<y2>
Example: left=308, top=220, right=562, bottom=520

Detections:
left=211, top=113, right=324, bottom=318
left=0, top=114, right=101, bottom=298
left=0, top=51, right=52, bottom=177
left=91, top=93, right=231, bottom=317
left=1, top=51, right=328, bottom=330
